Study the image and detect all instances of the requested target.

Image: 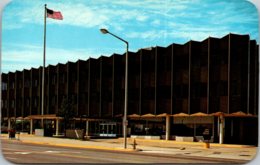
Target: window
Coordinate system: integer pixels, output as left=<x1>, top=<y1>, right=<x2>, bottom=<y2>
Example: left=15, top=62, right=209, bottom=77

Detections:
left=34, top=80, right=38, bottom=87
left=25, top=81, right=30, bottom=88
left=11, top=100, right=15, bottom=108
left=220, top=81, right=228, bottom=96
left=231, top=80, right=240, bottom=96
left=1, top=100, right=7, bottom=108
left=18, top=98, right=22, bottom=107
left=34, top=98, right=38, bottom=107
left=11, top=82, right=15, bottom=89
left=51, top=96, right=56, bottom=106
left=60, top=73, right=68, bottom=83
left=26, top=98, right=30, bottom=107
left=71, top=73, right=77, bottom=82
left=79, top=93, right=86, bottom=102
left=52, top=75, right=56, bottom=85
left=200, top=83, right=207, bottom=97
left=18, top=80, right=22, bottom=88
left=1, top=83, right=7, bottom=90
left=4, top=100, right=8, bottom=108
left=72, top=95, right=77, bottom=103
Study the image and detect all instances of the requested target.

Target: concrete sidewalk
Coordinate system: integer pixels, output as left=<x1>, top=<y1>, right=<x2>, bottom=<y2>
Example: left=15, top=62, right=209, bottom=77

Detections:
left=0, top=133, right=258, bottom=162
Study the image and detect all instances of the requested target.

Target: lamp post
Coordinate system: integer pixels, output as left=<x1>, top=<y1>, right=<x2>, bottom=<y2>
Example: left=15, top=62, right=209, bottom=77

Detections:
left=100, top=28, right=128, bottom=149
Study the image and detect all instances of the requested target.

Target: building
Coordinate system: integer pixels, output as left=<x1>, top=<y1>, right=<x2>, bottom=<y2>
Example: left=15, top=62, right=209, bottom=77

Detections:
left=1, top=33, right=259, bottom=145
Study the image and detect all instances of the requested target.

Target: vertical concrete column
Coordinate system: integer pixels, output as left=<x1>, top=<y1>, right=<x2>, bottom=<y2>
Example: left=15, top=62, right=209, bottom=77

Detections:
left=7, top=118, right=11, bottom=130
left=55, top=119, right=59, bottom=136
left=219, top=115, right=225, bottom=144
left=86, top=120, right=89, bottom=136
left=30, top=119, right=33, bottom=134
left=166, top=115, right=171, bottom=140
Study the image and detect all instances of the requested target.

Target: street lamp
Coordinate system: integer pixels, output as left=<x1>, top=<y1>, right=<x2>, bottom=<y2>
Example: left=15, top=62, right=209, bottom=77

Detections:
left=100, top=28, right=129, bottom=149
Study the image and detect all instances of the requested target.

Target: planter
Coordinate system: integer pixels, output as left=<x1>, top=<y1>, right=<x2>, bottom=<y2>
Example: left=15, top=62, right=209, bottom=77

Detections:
left=176, top=136, right=194, bottom=142
left=8, top=130, right=16, bottom=139
left=35, top=129, right=44, bottom=136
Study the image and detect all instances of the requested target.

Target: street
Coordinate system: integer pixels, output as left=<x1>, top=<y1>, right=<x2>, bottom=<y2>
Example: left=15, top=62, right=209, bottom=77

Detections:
left=1, top=139, right=246, bottom=164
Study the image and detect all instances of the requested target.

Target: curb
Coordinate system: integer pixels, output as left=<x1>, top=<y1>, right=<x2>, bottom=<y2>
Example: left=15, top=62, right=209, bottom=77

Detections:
left=19, top=140, right=139, bottom=152
left=121, top=138, right=255, bottom=149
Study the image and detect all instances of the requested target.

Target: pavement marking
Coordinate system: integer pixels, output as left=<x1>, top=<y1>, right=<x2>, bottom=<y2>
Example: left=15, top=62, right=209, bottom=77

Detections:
left=142, top=150, right=170, bottom=154
left=14, top=152, right=31, bottom=155
left=44, top=150, right=82, bottom=154
left=45, top=151, right=61, bottom=154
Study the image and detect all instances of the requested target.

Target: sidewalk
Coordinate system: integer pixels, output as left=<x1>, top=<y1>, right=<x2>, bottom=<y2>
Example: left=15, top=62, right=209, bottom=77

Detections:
left=0, top=133, right=258, bottom=161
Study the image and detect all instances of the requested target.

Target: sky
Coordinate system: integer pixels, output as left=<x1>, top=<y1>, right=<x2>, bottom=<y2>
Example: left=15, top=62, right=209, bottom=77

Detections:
left=1, top=0, right=259, bottom=73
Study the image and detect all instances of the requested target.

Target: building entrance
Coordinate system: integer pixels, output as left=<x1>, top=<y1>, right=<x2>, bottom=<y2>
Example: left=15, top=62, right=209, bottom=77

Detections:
left=99, top=122, right=117, bottom=137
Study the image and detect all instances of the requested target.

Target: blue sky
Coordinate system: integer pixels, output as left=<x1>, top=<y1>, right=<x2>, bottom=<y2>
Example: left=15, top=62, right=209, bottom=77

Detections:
left=1, top=0, right=259, bottom=73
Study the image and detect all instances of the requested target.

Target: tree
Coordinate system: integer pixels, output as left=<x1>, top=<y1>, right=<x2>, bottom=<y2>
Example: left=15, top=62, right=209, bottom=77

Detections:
left=57, top=96, right=76, bottom=137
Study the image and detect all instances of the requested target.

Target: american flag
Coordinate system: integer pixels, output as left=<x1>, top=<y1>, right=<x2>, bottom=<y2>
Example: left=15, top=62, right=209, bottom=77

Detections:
left=46, top=8, right=63, bottom=20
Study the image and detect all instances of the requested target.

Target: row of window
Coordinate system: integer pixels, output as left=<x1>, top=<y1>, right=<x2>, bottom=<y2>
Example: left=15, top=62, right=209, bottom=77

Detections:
left=1, top=98, right=38, bottom=109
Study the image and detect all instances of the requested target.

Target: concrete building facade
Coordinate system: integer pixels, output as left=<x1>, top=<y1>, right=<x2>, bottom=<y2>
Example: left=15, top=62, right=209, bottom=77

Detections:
left=1, top=33, right=259, bottom=145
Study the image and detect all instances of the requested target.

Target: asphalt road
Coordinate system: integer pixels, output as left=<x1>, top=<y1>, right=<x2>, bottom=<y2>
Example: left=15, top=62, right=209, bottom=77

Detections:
left=1, top=139, right=246, bottom=164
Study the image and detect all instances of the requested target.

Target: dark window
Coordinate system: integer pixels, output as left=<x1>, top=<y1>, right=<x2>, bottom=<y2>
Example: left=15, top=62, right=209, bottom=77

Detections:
left=34, top=98, right=38, bottom=107
left=26, top=99, right=30, bottom=107
left=19, top=98, right=22, bottom=107
left=220, top=81, right=228, bottom=96
left=4, top=100, right=7, bottom=108
left=34, top=80, right=38, bottom=87
left=18, top=80, right=22, bottom=88
left=61, top=74, right=67, bottom=83
left=79, top=93, right=85, bottom=102
left=11, top=82, right=15, bottom=89
left=11, top=100, right=15, bottom=108
left=200, top=83, right=207, bottom=97
left=25, top=80, right=30, bottom=88
left=72, top=73, right=77, bottom=82
left=231, top=80, right=240, bottom=96
left=51, top=96, right=56, bottom=106
left=1, top=83, right=7, bottom=90
left=143, top=88, right=155, bottom=100
left=73, top=95, right=77, bottom=103
left=52, top=75, right=56, bottom=85
left=2, top=100, right=7, bottom=108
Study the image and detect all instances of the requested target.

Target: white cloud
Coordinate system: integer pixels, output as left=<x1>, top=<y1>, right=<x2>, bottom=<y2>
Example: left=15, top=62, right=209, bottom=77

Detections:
left=3, top=0, right=201, bottom=30
left=136, top=14, right=148, bottom=22
left=127, top=30, right=167, bottom=41
left=59, top=3, right=109, bottom=28
left=151, top=19, right=160, bottom=26
left=104, top=0, right=190, bottom=11
left=3, top=1, right=153, bottom=30
left=168, top=22, right=229, bottom=32
left=14, top=2, right=109, bottom=28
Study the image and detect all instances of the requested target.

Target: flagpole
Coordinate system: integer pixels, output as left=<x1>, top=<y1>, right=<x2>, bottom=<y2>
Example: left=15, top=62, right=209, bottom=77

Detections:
left=41, top=4, right=47, bottom=129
